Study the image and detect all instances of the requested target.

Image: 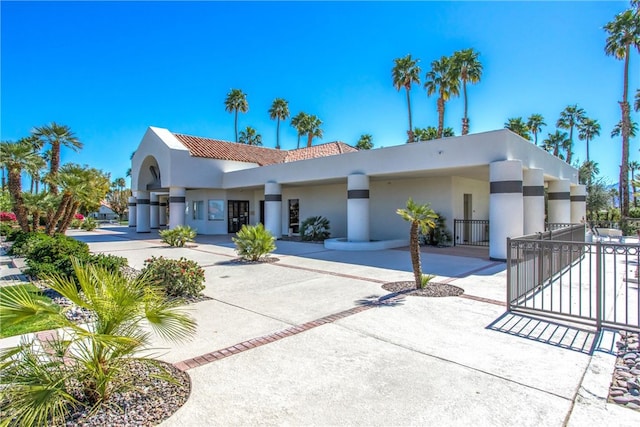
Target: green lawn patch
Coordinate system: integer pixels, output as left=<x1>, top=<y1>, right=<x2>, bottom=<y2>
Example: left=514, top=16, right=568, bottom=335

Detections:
left=0, top=283, right=61, bottom=338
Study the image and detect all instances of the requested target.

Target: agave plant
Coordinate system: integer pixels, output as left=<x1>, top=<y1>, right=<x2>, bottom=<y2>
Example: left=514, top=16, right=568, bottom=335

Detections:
left=0, top=259, right=197, bottom=426
left=232, top=223, right=276, bottom=261
left=300, top=216, right=331, bottom=241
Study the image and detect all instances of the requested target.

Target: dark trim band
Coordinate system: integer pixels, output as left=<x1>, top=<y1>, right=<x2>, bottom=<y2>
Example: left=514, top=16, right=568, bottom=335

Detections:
left=265, top=194, right=282, bottom=202
left=150, top=201, right=159, bottom=206
left=548, top=192, right=570, bottom=200
left=137, top=199, right=150, bottom=204
left=490, top=181, right=522, bottom=194
left=348, top=189, right=370, bottom=199
left=570, top=195, right=586, bottom=202
left=523, top=186, right=544, bottom=197
left=169, top=196, right=186, bottom=203
left=128, top=203, right=137, bottom=207
left=129, top=224, right=136, bottom=227
left=159, top=203, right=167, bottom=207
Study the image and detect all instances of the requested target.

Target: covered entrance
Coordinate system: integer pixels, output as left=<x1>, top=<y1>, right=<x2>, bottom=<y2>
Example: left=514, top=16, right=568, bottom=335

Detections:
left=228, top=200, right=250, bottom=233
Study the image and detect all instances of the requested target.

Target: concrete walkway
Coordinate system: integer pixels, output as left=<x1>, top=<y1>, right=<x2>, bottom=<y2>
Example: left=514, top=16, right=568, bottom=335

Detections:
left=1, top=225, right=638, bottom=426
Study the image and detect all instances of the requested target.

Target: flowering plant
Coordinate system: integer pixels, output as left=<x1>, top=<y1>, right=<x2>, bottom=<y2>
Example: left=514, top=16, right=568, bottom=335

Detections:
left=0, top=212, right=17, bottom=222
left=74, top=213, right=85, bottom=221
left=140, top=256, right=205, bottom=298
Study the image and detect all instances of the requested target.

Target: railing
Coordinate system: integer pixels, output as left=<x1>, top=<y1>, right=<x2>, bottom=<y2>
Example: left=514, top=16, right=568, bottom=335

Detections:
left=507, top=224, right=640, bottom=332
left=545, top=223, right=575, bottom=231
left=453, top=219, right=489, bottom=247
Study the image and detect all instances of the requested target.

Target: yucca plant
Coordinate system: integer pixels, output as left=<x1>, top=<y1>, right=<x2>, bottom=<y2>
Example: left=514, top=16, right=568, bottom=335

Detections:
left=0, top=259, right=197, bottom=426
left=232, top=223, right=276, bottom=261
left=159, top=225, right=196, bottom=247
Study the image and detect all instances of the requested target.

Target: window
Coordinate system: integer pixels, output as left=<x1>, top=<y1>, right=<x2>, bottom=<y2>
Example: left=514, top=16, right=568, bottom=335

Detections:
left=208, top=200, right=224, bottom=221
left=192, top=200, right=204, bottom=220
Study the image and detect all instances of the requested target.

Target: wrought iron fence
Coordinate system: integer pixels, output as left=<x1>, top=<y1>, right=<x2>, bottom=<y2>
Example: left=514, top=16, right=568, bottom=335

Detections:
left=453, top=219, right=489, bottom=247
left=507, top=224, right=640, bottom=332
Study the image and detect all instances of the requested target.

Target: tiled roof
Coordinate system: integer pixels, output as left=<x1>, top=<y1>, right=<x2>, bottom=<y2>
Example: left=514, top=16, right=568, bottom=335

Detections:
left=173, top=133, right=356, bottom=166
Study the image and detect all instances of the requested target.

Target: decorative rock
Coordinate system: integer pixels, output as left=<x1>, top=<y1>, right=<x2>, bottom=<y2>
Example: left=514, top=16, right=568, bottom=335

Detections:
left=630, top=388, right=640, bottom=397
left=627, top=403, right=640, bottom=410
left=609, top=332, right=640, bottom=413
left=632, top=369, right=640, bottom=376
left=613, top=396, right=632, bottom=404
left=618, top=371, right=634, bottom=378
left=610, top=389, right=625, bottom=397
left=623, top=353, right=637, bottom=360
left=617, top=380, right=628, bottom=388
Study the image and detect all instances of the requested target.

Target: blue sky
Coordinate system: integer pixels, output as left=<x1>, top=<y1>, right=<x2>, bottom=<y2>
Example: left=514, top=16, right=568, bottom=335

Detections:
left=1, top=1, right=638, bottom=184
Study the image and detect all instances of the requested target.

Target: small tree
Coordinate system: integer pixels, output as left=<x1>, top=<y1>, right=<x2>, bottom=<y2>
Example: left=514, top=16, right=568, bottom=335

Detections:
left=396, top=198, right=438, bottom=289
left=356, top=134, right=373, bottom=150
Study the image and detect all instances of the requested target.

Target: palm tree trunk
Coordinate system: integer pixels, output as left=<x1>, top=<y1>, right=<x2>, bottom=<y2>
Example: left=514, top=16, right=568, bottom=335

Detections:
left=406, top=87, right=414, bottom=143
left=58, top=200, right=80, bottom=234
left=8, top=170, right=29, bottom=232
left=620, top=44, right=631, bottom=217
left=234, top=110, right=239, bottom=143
left=410, top=222, right=422, bottom=289
left=276, top=118, right=281, bottom=149
left=32, top=212, right=40, bottom=232
left=566, top=127, right=574, bottom=165
left=296, top=133, right=301, bottom=149
left=553, top=142, right=559, bottom=157
left=46, top=193, right=70, bottom=235
left=307, top=132, right=313, bottom=148
left=50, top=143, right=60, bottom=195
left=586, top=138, right=590, bottom=163
left=437, top=97, right=445, bottom=139
left=462, top=80, right=469, bottom=135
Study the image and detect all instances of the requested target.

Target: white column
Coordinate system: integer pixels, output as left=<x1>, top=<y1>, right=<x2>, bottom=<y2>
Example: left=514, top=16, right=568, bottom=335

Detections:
left=347, top=174, right=370, bottom=242
left=159, top=197, right=167, bottom=226
left=570, top=185, right=587, bottom=224
left=523, top=168, right=545, bottom=235
left=128, top=196, right=137, bottom=228
left=264, top=182, right=282, bottom=238
left=489, top=160, right=523, bottom=261
left=169, top=187, right=186, bottom=229
left=150, top=193, right=159, bottom=229
left=548, top=179, right=571, bottom=224
left=136, top=190, right=150, bottom=233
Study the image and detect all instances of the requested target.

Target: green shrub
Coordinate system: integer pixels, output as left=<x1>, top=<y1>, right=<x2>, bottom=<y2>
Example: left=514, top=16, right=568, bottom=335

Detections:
left=300, top=216, right=331, bottom=241
left=0, top=223, right=19, bottom=240
left=141, top=256, right=205, bottom=298
left=81, top=217, right=98, bottom=231
left=8, top=232, right=53, bottom=256
left=160, top=225, right=196, bottom=247
left=24, top=234, right=90, bottom=280
left=88, top=253, right=128, bottom=275
left=421, top=212, right=452, bottom=246
left=70, top=218, right=83, bottom=229
left=629, top=207, right=640, bottom=219
left=232, top=223, right=276, bottom=261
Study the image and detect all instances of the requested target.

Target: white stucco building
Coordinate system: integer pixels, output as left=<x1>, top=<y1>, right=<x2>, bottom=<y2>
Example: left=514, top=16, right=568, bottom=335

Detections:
left=130, top=126, right=585, bottom=260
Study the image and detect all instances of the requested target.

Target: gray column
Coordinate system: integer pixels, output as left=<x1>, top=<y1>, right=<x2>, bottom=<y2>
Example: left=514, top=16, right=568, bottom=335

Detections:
left=523, top=168, right=545, bottom=234
left=548, top=179, right=571, bottom=224
left=159, top=197, right=167, bottom=226
left=570, top=185, right=587, bottom=224
left=489, top=160, right=523, bottom=261
left=150, top=193, right=159, bottom=229
left=264, top=182, right=282, bottom=238
left=136, top=190, right=150, bottom=233
left=128, top=196, right=137, bottom=228
left=169, top=187, right=186, bottom=229
left=347, top=174, right=370, bottom=242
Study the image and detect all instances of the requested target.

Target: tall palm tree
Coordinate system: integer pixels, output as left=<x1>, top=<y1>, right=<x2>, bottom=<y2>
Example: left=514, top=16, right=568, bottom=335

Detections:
left=526, top=114, right=546, bottom=146
left=605, top=7, right=640, bottom=217
left=452, top=48, right=483, bottom=135
left=556, top=105, right=586, bottom=165
left=301, top=114, right=323, bottom=147
left=635, top=88, right=640, bottom=112
left=579, top=160, right=600, bottom=186
left=31, top=122, right=82, bottom=195
left=392, top=54, right=421, bottom=143
left=356, top=134, right=373, bottom=150
left=396, top=198, right=438, bottom=289
left=630, top=160, right=640, bottom=206
left=224, top=89, right=248, bottom=143
left=268, top=98, right=290, bottom=149
left=542, top=130, right=569, bottom=158
left=611, top=118, right=638, bottom=138
left=577, top=117, right=601, bottom=163
left=0, top=140, right=44, bottom=231
left=425, top=55, right=460, bottom=138
left=290, top=112, right=308, bottom=149
left=504, top=117, right=531, bottom=140
left=238, top=126, right=262, bottom=146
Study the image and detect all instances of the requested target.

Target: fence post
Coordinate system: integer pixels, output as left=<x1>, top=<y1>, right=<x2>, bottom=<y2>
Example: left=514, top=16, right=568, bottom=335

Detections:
left=595, top=241, right=602, bottom=332
left=453, top=220, right=457, bottom=247
left=506, top=237, right=512, bottom=310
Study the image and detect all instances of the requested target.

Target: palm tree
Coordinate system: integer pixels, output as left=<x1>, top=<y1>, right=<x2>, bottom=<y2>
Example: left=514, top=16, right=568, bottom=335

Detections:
left=301, top=114, right=323, bottom=147
left=392, top=54, right=421, bottom=143
left=269, top=98, right=289, bottom=149
left=31, top=122, right=82, bottom=195
left=290, top=112, right=308, bottom=149
left=0, top=140, right=43, bottom=231
left=425, top=55, right=460, bottom=138
left=356, top=134, right=373, bottom=150
left=635, top=88, right=640, bottom=112
left=526, top=114, right=546, bottom=146
left=396, top=198, right=438, bottom=289
left=556, top=105, right=586, bottom=164
left=224, top=89, right=248, bottom=143
left=238, top=126, right=262, bottom=146
left=542, top=130, right=569, bottom=158
left=577, top=118, right=601, bottom=163
left=504, top=117, right=531, bottom=140
left=452, top=48, right=482, bottom=135
left=579, top=160, right=600, bottom=186
left=22, top=191, right=55, bottom=231
left=611, top=118, right=638, bottom=138
left=0, top=260, right=196, bottom=423
left=604, top=7, right=640, bottom=217
left=630, top=160, right=640, bottom=206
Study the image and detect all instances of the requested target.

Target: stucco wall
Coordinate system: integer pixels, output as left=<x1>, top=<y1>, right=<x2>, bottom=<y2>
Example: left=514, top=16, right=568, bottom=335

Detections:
left=281, top=183, right=347, bottom=238
left=184, top=189, right=228, bottom=234
left=451, top=176, right=490, bottom=220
